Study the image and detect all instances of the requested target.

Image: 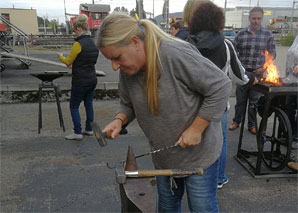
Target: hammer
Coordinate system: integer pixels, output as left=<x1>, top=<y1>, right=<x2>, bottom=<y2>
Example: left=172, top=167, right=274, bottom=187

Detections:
left=115, top=163, right=204, bottom=184
left=91, top=121, right=127, bottom=147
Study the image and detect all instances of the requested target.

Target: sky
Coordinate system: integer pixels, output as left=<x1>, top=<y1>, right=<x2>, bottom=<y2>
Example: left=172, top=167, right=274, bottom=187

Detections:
left=0, top=0, right=295, bottom=23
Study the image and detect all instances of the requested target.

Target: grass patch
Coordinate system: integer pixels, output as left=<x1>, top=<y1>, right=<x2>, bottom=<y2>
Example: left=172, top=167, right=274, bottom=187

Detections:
left=280, top=33, right=297, bottom=46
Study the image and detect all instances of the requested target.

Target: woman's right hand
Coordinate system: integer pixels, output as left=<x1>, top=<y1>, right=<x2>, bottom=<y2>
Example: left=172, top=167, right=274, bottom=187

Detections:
left=103, top=119, right=123, bottom=139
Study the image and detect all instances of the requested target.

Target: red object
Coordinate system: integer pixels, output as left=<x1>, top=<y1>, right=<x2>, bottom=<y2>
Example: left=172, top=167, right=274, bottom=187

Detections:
left=0, top=24, right=5, bottom=32
left=70, top=4, right=110, bottom=34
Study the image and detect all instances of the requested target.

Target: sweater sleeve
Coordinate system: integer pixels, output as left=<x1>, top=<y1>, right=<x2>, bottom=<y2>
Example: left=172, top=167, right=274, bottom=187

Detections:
left=59, top=42, right=82, bottom=66
left=226, top=40, right=254, bottom=85
left=116, top=72, right=136, bottom=124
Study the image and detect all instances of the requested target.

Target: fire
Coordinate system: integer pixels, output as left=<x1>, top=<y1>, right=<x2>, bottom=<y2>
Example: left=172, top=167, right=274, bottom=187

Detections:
left=261, top=50, right=281, bottom=85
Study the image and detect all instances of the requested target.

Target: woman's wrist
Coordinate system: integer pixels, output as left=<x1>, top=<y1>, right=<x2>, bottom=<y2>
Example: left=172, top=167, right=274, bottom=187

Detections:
left=113, top=117, right=124, bottom=125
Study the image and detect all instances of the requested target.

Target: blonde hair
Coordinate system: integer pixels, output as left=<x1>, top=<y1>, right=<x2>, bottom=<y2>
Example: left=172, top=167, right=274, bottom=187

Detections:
left=73, top=14, right=88, bottom=31
left=97, top=12, right=180, bottom=114
left=183, top=0, right=209, bottom=26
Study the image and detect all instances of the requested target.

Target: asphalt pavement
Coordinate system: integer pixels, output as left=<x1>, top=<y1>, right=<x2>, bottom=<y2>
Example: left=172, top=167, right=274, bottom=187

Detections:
left=1, top=45, right=297, bottom=212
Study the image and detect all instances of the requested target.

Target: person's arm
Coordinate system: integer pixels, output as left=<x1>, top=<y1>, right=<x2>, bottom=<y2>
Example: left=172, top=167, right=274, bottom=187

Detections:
left=293, top=65, right=298, bottom=75
left=58, top=42, right=82, bottom=66
left=171, top=43, right=232, bottom=147
left=226, top=40, right=256, bottom=85
left=103, top=72, right=135, bottom=139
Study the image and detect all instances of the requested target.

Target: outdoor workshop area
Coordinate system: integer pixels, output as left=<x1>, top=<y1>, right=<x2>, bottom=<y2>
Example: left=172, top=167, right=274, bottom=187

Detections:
left=1, top=1, right=298, bottom=212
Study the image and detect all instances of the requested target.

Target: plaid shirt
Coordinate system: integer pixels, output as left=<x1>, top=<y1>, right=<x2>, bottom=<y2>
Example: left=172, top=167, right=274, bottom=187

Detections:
left=234, top=26, right=276, bottom=70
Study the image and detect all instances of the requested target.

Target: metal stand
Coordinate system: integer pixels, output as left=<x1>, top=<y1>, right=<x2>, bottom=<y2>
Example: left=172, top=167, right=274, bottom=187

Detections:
left=235, top=84, right=297, bottom=178
left=38, top=81, right=65, bottom=133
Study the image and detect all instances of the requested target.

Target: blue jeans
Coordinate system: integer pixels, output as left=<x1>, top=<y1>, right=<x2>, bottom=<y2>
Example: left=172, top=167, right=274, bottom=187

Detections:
left=156, top=159, right=219, bottom=212
left=218, top=111, right=228, bottom=184
left=70, top=84, right=96, bottom=134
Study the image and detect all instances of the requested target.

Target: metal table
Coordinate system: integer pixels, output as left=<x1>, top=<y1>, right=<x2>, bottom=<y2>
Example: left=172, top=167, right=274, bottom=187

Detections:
left=31, top=72, right=66, bottom=133
left=235, top=83, right=298, bottom=178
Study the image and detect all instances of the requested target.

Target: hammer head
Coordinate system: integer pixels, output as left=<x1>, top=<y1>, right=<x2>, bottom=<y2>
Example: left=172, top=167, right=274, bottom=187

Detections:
left=115, top=163, right=126, bottom=184
left=91, top=121, right=109, bottom=147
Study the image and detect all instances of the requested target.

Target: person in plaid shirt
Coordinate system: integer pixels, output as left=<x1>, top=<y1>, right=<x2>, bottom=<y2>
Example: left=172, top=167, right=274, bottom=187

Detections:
left=229, top=6, right=276, bottom=134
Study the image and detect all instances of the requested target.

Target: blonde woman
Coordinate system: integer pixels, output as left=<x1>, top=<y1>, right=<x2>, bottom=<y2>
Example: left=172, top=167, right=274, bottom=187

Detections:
left=97, top=12, right=231, bottom=212
left=58, top=14, right=99, bottom=140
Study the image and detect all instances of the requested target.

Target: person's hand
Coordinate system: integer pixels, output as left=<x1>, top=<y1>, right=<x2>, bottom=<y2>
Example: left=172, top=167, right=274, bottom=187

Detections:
left=176, top=126, right=202, bottom=148
left=293, top=65, right=298, bottom=75
left=67, top=64, right=72, bottom=69
left=175, top=116, right=209, bottom=148
left=57, top=52, right=63, bottom=57
left=103, top=119, right=123, bottom=139
left=252, top=77, right=258, bottom=85
left=253, top=67, right=266, bottom=76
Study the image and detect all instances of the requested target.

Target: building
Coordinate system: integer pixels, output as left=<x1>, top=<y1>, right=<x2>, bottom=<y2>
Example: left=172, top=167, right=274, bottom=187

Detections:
left=0, top=7, right=39, bottom=35
left=225, top=6, right=298, bottom=33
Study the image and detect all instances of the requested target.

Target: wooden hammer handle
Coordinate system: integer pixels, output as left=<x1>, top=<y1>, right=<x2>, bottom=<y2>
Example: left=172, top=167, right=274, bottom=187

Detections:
left=105, top=130, right=113, bottom=139
left=137, top=168, right=203, bottom=177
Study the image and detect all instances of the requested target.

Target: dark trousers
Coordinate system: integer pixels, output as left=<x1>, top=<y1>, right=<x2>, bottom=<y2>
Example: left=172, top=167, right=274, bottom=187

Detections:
left=70, top=84, right=96, bottom=134
left=233, top=83, right=260, bottom=128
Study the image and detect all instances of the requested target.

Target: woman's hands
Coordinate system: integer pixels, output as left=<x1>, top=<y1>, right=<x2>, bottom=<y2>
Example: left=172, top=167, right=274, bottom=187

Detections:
left=176, top=116, right=210, bottom=148
left=103, top=113, right=127, bottom=139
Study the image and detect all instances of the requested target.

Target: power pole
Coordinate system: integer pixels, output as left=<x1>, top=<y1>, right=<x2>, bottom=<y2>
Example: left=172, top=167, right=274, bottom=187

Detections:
left=153, top=0, right=155, bottom=18
left=290, top=0, right=297, bottom=32
left=224, top=0, right=227, bottom=17
left=165, top=0, right=169, bottom=32
left=64, top=0, right=69, bottom=35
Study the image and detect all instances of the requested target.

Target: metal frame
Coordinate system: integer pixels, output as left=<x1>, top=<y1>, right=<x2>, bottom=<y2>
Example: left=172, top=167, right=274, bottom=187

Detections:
left=37, top=81, right=65, bottom=133
left=235, top=84, right=298, bottom=178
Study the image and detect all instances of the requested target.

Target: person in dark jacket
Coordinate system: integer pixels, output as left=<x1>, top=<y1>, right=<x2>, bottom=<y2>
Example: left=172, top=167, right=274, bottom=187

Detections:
left=175, top=0, right=202, bottom=40
left=58, top=14, right=99, bottom=141
left=188, top=1, right=257, bottom=188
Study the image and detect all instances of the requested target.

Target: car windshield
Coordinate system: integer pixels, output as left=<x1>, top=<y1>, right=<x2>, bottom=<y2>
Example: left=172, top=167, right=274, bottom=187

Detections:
left=223, top=30, right=236, bottom=36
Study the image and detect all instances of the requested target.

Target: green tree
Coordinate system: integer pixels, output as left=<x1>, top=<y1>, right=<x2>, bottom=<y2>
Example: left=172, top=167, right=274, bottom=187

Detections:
left=114, top=6, right=129, bottom=14
left=48, top=19, right=59, bottom=34
left=37, top=16, right=50, bottom=27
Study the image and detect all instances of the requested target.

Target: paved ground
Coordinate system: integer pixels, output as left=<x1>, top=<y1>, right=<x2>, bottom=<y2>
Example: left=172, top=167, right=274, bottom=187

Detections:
left=1, top=45, right=297, bottom=212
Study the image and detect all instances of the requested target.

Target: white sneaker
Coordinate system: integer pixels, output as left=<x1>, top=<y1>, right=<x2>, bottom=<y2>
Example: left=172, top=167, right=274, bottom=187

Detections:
left=82, top=130, right=93, bottom=136
left=65, top=133, right=83, bottom=141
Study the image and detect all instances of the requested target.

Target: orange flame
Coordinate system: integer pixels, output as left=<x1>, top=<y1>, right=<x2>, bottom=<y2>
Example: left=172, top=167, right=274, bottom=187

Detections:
left=261, top=50, right=281, bottom=85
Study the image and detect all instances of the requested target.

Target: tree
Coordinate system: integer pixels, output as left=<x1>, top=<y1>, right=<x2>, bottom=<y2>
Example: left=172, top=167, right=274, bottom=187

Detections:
left=49, top=19, right=59, bottom=34
left=37, top=16, right=50, bottom=27
left=114, top=6, right=129, bottom=14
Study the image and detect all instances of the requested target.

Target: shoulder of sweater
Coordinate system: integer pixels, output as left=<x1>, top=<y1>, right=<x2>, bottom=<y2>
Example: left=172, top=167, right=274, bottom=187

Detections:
left=160, top=39, right=198, bottom=55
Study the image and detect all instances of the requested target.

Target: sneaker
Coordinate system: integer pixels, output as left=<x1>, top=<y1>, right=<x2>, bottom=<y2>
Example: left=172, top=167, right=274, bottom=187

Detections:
left=217, top=179, right=229, bottom=189
left=65, top=133, right=83, bottom=141
left=82, top=130, right=94, bottom=136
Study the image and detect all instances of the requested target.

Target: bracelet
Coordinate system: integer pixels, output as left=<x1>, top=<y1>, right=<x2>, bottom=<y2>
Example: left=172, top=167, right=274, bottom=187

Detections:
left=113, top=117, right=124, bottom=125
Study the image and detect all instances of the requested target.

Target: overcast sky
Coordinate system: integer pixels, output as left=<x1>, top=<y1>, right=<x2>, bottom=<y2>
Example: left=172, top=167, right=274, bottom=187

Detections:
left=0, top=0, right=296, bottom=23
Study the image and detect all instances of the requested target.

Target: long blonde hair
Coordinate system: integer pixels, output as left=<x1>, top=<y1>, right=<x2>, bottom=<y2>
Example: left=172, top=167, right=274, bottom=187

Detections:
left=96, top=12, right=179, bottom=114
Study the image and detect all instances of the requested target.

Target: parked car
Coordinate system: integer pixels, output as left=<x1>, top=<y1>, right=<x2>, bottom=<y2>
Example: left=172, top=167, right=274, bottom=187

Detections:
left=223, top=29, right=236, bottom=41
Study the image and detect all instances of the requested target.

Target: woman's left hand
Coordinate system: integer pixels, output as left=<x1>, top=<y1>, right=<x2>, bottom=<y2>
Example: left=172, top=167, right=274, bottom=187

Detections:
left=175, top=116, right=210, bottom=148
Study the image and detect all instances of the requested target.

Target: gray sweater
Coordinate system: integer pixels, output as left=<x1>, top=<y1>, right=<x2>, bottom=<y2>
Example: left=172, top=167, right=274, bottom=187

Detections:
left=118, top=39, right=232, bottom=170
